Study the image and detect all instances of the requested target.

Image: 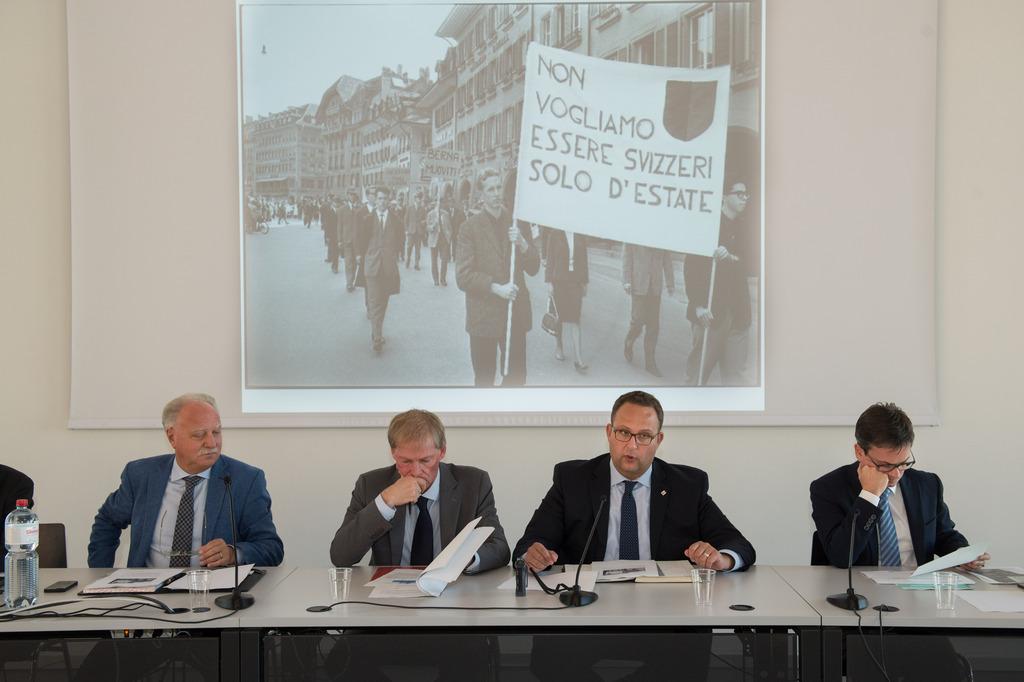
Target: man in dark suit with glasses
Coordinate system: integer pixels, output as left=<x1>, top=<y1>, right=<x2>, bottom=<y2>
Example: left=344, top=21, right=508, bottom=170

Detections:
left=810, top=401, right=988, bottom=569
left=515, top=390, right=755, bottom=682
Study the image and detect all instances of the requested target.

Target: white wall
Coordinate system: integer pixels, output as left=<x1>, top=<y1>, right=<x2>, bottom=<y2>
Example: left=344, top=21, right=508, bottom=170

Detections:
left=0, top=1, right=1021, bottom=569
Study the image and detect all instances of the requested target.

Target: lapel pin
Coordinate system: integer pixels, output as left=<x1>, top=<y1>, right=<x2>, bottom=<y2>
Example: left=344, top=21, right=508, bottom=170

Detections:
left=660, top=490, right=667, bottom=496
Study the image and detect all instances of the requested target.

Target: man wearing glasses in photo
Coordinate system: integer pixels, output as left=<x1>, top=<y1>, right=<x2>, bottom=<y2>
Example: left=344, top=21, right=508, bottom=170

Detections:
left=88, top=393, right=284, bottom=568
left=810, top=402, right=988, bottom=569
left=683, top=178, right=756, bottom=386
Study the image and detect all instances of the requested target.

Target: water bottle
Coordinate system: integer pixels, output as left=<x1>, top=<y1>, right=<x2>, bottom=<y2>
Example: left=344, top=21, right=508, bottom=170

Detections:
left=4, top=499, right=39, bottom=608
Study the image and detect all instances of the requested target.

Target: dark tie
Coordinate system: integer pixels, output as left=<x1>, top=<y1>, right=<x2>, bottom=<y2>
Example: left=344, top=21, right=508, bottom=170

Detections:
left=170, top=475, right=202, bottom=568
left=619, top=480, right=639, bottom=560
left=409, top=497, right=434, bottom=566
left=877, top=488, right=901, bottom=566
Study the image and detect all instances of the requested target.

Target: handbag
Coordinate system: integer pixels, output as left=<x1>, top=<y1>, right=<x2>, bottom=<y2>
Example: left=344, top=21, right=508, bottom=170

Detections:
left=541, top=295, right=561, bottom=336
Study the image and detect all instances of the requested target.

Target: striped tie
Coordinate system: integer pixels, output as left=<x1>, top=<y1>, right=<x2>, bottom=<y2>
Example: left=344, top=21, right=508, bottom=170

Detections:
left=877, top=488, right=901, bottom=567
left=619, top=481, right=639, bottom=561
left=170, top=476, right=202, bottom=568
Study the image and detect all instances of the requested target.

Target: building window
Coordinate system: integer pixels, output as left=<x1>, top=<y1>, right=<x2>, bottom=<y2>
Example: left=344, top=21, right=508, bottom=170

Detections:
left=604, top=47, right=628, bottom=63
left=666, top=20, right=680, bottom=67
left=733, top=2, right=753, bottom=65
left=690, top=7, right=714, bottom=69
left=631, top=31, right=655, bottom=65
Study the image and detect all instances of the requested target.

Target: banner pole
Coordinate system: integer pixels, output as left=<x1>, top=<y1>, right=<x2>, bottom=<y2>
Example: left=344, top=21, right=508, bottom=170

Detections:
left=503, top=231, right=516, bottom=377
left=697, top=257, right=718, bottom=386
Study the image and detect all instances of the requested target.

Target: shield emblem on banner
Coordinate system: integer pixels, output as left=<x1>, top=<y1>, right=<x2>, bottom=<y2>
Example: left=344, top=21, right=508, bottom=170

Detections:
left=663, top=80, right=718, bottom=141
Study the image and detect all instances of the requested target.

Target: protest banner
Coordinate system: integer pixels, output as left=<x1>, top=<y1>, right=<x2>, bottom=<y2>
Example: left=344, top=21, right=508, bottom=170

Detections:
left=514, top=43, right=731, bottom=257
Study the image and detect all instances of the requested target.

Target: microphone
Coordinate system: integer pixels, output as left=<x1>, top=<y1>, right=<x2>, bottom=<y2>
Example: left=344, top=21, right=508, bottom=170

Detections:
left=826, top=507, right=868, bottom=610
left=214, top=475, right=255, bottom=610
left=559, top=495, right=607, bottom=607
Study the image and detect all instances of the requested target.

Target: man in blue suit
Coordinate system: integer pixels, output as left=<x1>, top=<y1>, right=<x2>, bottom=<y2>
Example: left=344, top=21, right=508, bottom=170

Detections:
left=88, top=393, right=283, bottom=568
left=810, top=402, right=986, bottom=569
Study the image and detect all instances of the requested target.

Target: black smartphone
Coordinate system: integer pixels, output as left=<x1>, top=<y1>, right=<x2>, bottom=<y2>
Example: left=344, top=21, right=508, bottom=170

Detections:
left=43, top=580, right=78, bottom=593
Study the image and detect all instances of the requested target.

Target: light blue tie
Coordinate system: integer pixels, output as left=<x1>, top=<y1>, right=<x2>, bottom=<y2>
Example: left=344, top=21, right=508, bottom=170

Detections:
left=877, top=488, right=901, bottom=566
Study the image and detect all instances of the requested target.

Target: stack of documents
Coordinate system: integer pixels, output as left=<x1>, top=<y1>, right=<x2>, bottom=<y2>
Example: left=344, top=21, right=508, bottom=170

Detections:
left=861, top=570, right=974, bottom=590
left=82, top=565, right=256, bottom=594
left=364, top=517, right=493, bottom=598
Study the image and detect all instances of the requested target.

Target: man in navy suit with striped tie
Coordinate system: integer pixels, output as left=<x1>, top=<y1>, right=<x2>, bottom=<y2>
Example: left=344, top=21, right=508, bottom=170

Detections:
left=88, top=393, right=283, bottom=568
left=810, top=402, right=988, bottom=569
left=515, top=390, right=755, bottom=573
left=516, top=390, right=755, bottom=682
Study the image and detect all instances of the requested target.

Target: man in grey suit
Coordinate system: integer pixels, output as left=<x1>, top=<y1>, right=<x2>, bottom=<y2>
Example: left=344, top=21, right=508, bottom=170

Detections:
left=622, top=243, right=676, bottom=377
left=330, top=409, right=510, bottom=572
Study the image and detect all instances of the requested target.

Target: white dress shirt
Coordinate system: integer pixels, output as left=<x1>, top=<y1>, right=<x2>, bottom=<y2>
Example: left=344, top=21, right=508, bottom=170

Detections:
left=604, top=461, right=653, bottom=561
left=604, top=460, right=744, bottom=571
left=147, top=462, right=210, bottom=568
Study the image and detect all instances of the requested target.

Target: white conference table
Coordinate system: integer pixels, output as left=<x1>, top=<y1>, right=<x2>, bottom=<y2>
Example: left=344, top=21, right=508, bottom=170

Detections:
left=774, top=565, right=1024, bottom=629
left=0, top=566, right=296, bottom=633
left=12, top=565, right=1021, bottom=681
left=238, top=564, right=822, bottom=629
left=775, top=565, right=1024, bottom=682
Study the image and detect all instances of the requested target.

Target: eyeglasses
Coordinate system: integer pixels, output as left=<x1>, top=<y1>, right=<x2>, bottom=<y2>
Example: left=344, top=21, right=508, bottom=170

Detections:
left=864, top=451, right=916, bottom=473
left=611, top=427, right=658, bottom=446
left=728, top=190, right=750, bottom=200
left=155, top=509, right=206, bottom=562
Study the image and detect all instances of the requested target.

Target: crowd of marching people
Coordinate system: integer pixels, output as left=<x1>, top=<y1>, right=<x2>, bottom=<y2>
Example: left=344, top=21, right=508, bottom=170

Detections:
left=246, top=169, right=757, bottom=387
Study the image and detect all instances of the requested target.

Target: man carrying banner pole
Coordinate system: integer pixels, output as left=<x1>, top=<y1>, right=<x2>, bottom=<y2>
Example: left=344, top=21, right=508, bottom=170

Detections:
left=684, top=180, right=753, bottom=385
left=456, top=168, right=539, bottom=386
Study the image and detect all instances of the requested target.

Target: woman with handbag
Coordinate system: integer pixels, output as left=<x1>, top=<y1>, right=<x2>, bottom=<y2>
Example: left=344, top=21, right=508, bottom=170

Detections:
left=542, top=227, right=590, bottom=373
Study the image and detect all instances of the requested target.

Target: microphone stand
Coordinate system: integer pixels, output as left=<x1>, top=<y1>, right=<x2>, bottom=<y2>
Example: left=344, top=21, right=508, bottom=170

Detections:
left=559, top=496, right=607, bottom=607
left=827, top=507, right=868, bottom=610
left=214, top=475, right=254, bottom=610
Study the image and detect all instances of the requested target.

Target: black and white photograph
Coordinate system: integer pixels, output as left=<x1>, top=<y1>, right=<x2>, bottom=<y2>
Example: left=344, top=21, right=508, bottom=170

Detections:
left=239, top=1, right=763, bottom=415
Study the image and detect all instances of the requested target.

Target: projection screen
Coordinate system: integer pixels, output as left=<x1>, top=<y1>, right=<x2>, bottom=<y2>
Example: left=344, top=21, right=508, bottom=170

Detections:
left=69, top=0, right=938, bottom=427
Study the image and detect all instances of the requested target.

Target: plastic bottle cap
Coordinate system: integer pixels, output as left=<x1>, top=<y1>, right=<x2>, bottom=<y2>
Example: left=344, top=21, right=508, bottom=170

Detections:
left=15, top=499, right=29, bottom=507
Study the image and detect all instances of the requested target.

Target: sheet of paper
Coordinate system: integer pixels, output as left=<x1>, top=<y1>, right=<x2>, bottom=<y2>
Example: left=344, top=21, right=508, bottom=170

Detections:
left=83, top=568, right=182, bottom=593
left=495, top=568, right=597, bottom=593
left=911, top=543, right=988, bottom=577
left=635, top=560, right=695, bottom=583
left=165, top=564, right=254, bottom=591
left=364, top=568, right=421, bottom=588
left=590, top=560, right=659, bottom=582
left=957, top=590, right=1024, bottom=613
left=964, top=567, right=1024, bottom=584
left=365, top=569, right=427, bottom=598
left=417, top=518, right=493, bottom=597
left=862, top=570, right=974, bottom=587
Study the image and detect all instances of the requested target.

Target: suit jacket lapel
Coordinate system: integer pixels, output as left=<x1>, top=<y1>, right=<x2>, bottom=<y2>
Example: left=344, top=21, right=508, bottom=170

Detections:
left=899, top=471, right=925, bottom=564
left=139, top=456, right=175, bottom=555
left=438, top=463, right=460, bottom=546
left=386, top=468, right=405, bottom=564
left=649, top=460, right=668, bottom=555
left=204, top=458, right=228, bottom=544
left=589, top=457, right=611, bottom=562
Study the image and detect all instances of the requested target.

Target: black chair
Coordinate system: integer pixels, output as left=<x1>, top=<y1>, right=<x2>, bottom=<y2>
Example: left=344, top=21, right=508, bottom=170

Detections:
left=810, top=530, right=830, bottom=566
left=38, top=522, right=67, bottom=568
